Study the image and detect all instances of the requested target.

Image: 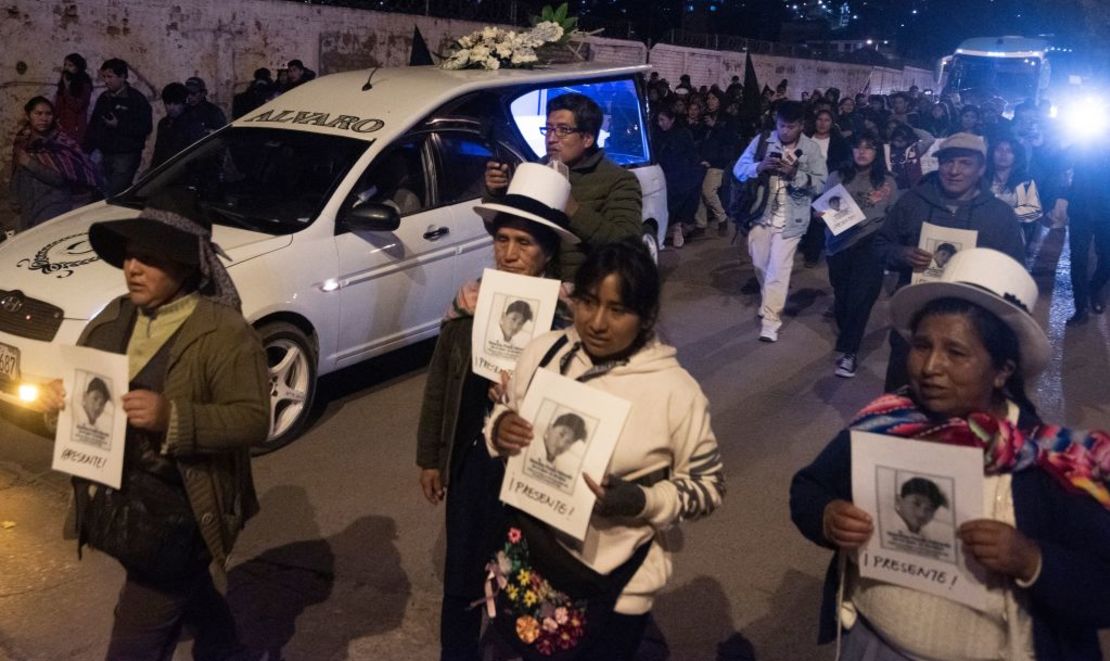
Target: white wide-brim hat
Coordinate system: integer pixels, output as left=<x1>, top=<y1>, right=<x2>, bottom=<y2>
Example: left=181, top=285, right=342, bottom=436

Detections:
left=889, top=247, right=1050, bottom=377
left=474, top=162, right=580, bottom=245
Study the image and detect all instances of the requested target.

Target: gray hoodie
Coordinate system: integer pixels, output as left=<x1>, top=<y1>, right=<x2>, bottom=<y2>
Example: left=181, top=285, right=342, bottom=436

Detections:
left=875, top=175, right=1025, bottom=287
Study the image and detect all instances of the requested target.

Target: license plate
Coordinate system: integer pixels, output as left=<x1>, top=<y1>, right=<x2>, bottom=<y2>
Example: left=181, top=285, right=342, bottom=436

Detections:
left=0, top=342, right=20, bottom=383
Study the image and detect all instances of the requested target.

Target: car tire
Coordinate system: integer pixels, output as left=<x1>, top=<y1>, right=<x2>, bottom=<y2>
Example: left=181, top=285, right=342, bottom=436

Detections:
left=642, top=225, right=660, bottom=264
left=254, top=321, right=317, bottom=455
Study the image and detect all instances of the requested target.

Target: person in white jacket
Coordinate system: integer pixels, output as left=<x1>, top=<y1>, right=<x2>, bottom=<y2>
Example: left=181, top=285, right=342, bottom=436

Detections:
left=486, top=241, right=725, bottom=660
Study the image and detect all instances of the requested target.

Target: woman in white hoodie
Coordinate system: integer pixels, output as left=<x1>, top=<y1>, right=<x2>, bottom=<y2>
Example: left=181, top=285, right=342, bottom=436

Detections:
left=487, top=241, right=725, bottom=659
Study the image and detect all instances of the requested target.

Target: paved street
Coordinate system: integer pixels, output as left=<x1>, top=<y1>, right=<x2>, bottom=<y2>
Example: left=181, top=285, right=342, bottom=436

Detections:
left=1, top=226, right=1108, bottom=660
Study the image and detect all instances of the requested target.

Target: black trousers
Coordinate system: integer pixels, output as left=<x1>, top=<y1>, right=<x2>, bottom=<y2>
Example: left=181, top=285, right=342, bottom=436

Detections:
left=1069, top=210, right=1110, bottom=311
left=827, top=235, right=884, bottom=356
left=800, top=216, right=825, bottom=263
left=441, top=438, right=506, bottom=661
left=884, top=328, right=910, bottom=394
left=106, top=557, right=243, bottom=661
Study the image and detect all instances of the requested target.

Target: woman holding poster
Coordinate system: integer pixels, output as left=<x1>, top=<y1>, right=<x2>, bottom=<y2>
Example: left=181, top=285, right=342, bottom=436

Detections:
left=415, top=162, right=579, bottom=661
left=487, top=242, right=725, bottom=659
left=38, top=190, right=269, bottom=658
left=790, top=248, right=1110, bottom=660
left=822, top=131, right=899, bottom=379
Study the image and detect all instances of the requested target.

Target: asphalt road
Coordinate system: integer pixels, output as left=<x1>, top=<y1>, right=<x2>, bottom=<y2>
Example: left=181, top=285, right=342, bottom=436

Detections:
left=1, top=226, right=1108, bottom=660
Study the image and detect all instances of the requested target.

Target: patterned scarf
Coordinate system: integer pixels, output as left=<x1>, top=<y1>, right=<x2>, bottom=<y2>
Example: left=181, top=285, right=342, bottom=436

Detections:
left=140, top=208, right=241, bottom=311
left=442, top=278, right=575, bottom=328
left=12, top=128, right=100, bottom=191
left=851, top=393, right=1110, bottom=509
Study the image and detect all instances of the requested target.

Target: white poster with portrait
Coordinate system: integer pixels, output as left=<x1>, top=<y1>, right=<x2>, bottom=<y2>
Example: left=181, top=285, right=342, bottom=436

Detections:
left=52, top=345, right=128, bottom=489
left=500, top=368, right=631, bottom=541
left=911, top=222, right=978, bottom=284
left=472, top=268, right=561, bottom=381
left=812, top=184, right=867, bottom=236
left=851, top=431, right=988, bottom=610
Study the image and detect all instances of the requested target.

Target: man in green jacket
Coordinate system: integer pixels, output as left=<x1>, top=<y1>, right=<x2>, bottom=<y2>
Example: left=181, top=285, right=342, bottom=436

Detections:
left=485, top=92, right=643, bottom=280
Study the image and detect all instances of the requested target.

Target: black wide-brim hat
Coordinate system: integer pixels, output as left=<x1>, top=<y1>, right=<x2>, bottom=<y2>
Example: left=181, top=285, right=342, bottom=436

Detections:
left=89, top=187, right=210, bottom=269
left=89, top=218, right=200, bottom=269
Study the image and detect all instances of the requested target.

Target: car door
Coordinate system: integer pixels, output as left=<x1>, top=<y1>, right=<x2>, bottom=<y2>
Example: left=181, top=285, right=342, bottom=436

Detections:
left=429, top=129, right=516, bottom=283
left=333, top=135, right=459, bottom=367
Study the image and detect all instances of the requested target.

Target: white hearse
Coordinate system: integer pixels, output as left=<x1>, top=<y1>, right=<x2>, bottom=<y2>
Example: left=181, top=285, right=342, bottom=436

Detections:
left=0, top=62, right=667, bottom=451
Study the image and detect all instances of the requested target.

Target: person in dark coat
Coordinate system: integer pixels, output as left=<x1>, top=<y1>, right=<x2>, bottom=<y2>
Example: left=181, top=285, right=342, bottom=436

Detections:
left=416, top=163, right=579, bottom=661
left=232, top=68, right=274, bottom=119
left=85, top=58, right=152, bottom=196
left=791, top=247, right=1110, bottom=661
left=873, top=132, right=1025, bottom=391
left=151, top=83, right=192, bottom=168
left=182, top=77, right=227, bottom=139
left=653, top=109, right=705, bottom=248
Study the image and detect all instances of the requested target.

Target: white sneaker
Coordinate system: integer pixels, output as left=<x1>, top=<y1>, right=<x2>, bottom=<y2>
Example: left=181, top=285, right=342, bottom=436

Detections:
left=759, top=327, right=778, bottom=343
left=672, top=225, right=685, bottom=248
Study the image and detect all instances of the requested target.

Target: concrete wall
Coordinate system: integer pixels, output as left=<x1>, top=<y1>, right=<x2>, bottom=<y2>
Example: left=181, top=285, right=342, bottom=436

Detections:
left=648, top=43, right=936, bottom=97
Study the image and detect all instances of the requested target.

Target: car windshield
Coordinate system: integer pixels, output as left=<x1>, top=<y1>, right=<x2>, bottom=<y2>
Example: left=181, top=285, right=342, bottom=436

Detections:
left=113, top=127, right=368, bottom=234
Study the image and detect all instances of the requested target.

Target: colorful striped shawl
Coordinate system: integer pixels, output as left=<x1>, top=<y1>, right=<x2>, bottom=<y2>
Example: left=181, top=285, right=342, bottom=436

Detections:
left=13, top=128, right=100, bottom=191
left=850, top=393, right=1110, bottom=510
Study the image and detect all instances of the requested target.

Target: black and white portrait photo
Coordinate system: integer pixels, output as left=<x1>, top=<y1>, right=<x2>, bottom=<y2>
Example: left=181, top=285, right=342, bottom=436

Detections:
left=484, top=294, right=539, bottom=360
left=523, top=401, right=596, bottom=494
left=877, top=468, right=957, bottom=563
left=72, top=370, right=114, bottom=450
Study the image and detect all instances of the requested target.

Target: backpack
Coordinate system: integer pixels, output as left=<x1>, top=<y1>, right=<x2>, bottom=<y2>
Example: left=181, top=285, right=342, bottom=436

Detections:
left=728, top=131, right=772, bottom=236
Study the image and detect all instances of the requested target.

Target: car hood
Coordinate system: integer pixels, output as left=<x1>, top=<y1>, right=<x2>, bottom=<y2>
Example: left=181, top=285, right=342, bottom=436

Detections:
left=0, top=202, right=292, bottom=320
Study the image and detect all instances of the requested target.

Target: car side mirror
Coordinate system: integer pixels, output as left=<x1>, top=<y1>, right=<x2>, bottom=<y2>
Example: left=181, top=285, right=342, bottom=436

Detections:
left=340, top=202, right=401, bottom=232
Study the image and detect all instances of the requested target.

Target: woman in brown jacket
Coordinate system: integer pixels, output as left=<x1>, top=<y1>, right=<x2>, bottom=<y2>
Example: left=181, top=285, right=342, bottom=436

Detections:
left=41, top=192, right=269, bottom=659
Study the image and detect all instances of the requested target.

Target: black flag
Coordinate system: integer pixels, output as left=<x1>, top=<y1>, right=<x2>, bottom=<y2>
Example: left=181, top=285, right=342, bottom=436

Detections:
left=410, top=26, right=435, bottom=66
left=740, top=52, right=762, bottom=125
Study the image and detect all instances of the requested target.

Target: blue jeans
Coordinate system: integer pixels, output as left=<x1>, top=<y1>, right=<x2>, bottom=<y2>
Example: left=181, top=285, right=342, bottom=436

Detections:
left=100, top=151, right=142, bottom=197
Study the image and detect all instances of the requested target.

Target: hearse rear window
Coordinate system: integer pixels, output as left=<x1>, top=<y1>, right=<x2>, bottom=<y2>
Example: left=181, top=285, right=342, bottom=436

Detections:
left=509, top=78, right=650, bottom=167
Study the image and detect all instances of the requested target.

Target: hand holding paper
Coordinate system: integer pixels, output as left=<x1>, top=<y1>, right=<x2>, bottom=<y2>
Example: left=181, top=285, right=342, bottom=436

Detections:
left=823, top=499, right=874, bottom=550
left=958, top=520, right=1042, bottom=582
left=492, top=411, right=534, bottom=455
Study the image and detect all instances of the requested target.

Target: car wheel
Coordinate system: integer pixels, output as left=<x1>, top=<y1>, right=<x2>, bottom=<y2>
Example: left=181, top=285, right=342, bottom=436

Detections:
left=254, top=321, right=317, bottom=455
left=642, top=226, right=660, bottom=264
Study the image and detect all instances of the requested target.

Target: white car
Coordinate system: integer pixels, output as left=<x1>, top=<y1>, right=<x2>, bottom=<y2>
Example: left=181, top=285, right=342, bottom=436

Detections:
left=0, top=62, right=668, bottom=452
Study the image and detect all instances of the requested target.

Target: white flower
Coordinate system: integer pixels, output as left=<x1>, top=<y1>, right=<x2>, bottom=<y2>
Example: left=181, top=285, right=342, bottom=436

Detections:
left=481, top=26, right=499, bottom=41
left=484, top=56, right=501, bottom=70
left=530, top=21, right=565, bottom=44
left=511, top=48, right=538, bottom=65
left=458, top=34, right=475, bottom=49
left=440, top=49, right=471, bottom=70
left=469, top=44, right=491, bottom=61
left=495, top=42, right=514, bottom=59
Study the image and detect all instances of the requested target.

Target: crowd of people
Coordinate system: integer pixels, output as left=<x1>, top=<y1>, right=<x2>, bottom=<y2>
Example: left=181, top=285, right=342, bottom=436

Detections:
left=643, top=70, right=1107, bottom=371
left=7, top=53, right=1110, bottom=661
left=6, top=53, right=317, bottom=237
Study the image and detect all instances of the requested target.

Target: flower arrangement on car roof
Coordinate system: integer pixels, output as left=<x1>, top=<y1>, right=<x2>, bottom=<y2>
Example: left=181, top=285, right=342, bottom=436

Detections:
left=440, top=3, right=590, bottom=71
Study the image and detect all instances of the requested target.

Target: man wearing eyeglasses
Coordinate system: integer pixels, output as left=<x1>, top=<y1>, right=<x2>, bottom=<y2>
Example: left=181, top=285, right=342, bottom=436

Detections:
left=485, top=93, right=642, bottom=279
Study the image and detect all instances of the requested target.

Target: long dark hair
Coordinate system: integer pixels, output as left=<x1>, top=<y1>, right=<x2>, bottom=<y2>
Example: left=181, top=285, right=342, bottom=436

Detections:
left=909, top=297, right=1038, bottom=417
left=985, top=136, right=1030, bottom=192
left=57, top=53, right=91, bottom=98
left=839, top=131, right=888, bottom=189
